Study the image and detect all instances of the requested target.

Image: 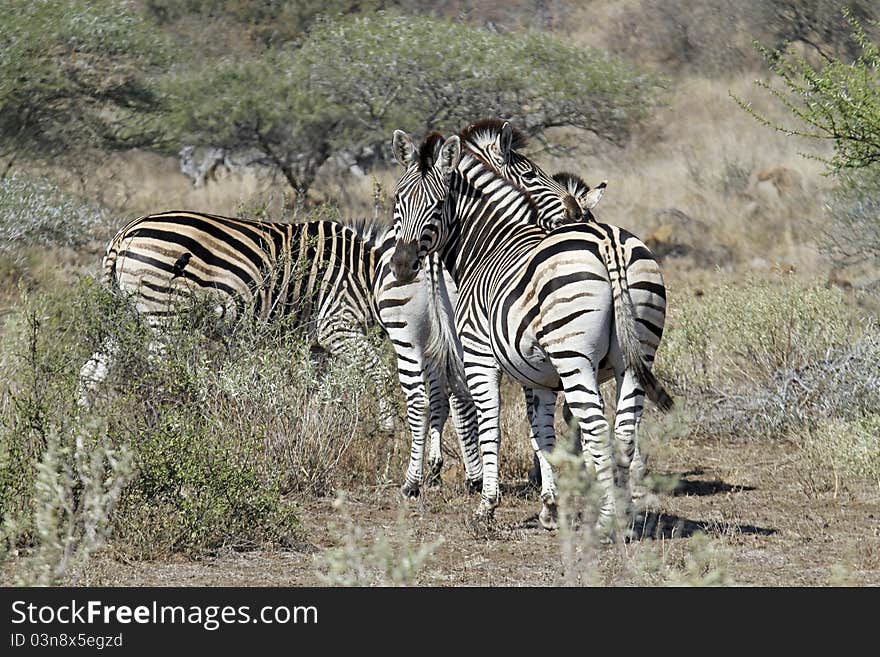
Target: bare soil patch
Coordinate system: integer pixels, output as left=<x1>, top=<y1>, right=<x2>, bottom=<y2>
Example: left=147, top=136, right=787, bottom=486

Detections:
left=81, top=437, right=880, bottom=587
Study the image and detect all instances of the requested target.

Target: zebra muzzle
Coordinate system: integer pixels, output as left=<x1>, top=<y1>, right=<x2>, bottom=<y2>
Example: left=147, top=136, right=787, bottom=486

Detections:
left=391, top=239, right=420, bottom=283
left=564, top=195, right=583, bottom=223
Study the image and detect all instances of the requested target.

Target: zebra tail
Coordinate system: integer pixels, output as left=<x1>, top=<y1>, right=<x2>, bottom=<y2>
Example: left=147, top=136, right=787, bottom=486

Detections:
left=423, top=256, right=470, bottom=400
left=612, top=280, right=674, bottom=413
left=101, top=218, right=143, bottom=290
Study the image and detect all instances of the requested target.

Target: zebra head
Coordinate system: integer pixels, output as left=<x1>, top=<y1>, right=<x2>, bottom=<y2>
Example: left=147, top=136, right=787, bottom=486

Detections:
left=390, top=130, right=461, bottom=283
left=552, top=172, right=608, bottom=222
left=458, top=119, right=583, bottom=228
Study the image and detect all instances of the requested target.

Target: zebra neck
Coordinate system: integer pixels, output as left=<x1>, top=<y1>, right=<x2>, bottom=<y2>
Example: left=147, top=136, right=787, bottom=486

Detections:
left=440, top=154, right=544, bottom=286
left=291, top=219, right=378, bottom=309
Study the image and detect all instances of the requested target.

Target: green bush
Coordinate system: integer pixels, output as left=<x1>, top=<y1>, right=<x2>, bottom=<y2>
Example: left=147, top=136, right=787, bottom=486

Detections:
left=801, top=414, right=880, bottom=494
left=825, top=167, right=880, bottom=269
left=2, top=423, right=134, bottom=586
left=1, top=274, right=397, bottom=561
left=738, top=9, right=880, bottom=175
left=0, top=173, right=106, bottom=253
left=740, top=9, right=880, bottom=274
left=659, top=278, right=856, bottom=391
left=0, top=0, right=168, bottom=161
left=162, top=10, right=663, bottom=197
left=655, top=277, right=877, bottom=440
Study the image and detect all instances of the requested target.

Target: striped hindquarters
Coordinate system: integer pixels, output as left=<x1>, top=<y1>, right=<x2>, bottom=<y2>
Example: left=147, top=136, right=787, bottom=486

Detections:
left=595, top=223, right=667, bottom=369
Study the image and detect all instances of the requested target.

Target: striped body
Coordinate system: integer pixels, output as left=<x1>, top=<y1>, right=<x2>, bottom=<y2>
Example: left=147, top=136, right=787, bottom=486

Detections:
left=390, top=130, right=668, bottom=535
left=79, top=210, right=483, bottom=493
left=459, top=122, right=670, bottom=495
left=104, top=212, right=375, bottom=345
left=460, top=123, right=669, bottom=380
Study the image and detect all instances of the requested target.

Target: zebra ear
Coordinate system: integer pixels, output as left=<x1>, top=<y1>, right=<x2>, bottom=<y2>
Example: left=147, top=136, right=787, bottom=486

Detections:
left=499, top=122, right=514, bottom=161
left=579, top=180, right=607, bottom=210
left=392, top=130, right=417, bottom=167
left=437, top=136, right=461, bottom=176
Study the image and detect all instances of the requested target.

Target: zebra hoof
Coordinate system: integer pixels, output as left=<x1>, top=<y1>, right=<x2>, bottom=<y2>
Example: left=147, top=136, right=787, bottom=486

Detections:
left=400, top=481, right=420, bottom=499
left=594, top=515, right=618, bottom=544
left=425, top=472, right=442, bottom=488
left=634, top=491, right=660, bottom=512
left=426, top=457, right=443, bottom=486
left=466, top=477, right=483, bottom=495
left=467, top=512, right=494, bottom=535
left=528, top=466, right=541, bottom=489
left=475, top=494, right=499, bottom=519
left=538, top=502, right=558, bottom=531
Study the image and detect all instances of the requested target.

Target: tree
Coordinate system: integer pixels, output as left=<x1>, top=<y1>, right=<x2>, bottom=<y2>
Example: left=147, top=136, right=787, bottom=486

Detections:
left=0, top=0, right=169, bottom=174
left=162, top=11, right=663, bottom=200
left=736, top=9, right=880, bottom=174
left=737, top=9, right=880, bottom=270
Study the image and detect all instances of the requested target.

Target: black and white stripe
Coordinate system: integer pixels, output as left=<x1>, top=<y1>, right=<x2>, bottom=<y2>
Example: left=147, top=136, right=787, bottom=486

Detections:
left=459, top=120, right=670, bottom=492
left=78, top=210, right=483, bottom=493
left=390, top=130, right=672, bottom=535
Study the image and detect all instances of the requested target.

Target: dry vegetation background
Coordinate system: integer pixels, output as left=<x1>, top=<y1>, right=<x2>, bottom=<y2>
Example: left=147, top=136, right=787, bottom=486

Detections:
left=1, top=0, right=879, bottom=586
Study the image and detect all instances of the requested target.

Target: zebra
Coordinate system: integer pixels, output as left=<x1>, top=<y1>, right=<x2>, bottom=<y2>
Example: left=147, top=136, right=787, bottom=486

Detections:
left=77, top=210, right=484, bottom=495
left=403, top=126, right=610, bottom=498
left=458, top=121, right=672, bottom=512
left=389, top=130, right=672, bottom=536
left=456, top=120, right=669, bottom=491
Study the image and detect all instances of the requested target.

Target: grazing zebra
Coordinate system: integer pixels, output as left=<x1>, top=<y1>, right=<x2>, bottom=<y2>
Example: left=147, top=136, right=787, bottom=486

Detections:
left=77, top=211, right=483, bottom=494
left=389, top=130, right=672, bottom=535
left=457, top=120, right=669, bottom=492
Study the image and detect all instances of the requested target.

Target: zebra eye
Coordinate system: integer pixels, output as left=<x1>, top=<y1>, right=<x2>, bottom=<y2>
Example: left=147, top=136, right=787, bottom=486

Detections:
left=522, top=171, right=537, bottom=181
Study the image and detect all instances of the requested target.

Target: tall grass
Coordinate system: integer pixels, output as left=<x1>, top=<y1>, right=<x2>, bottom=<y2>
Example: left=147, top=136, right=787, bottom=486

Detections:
left=0, top=273, right=401, bottom=575
left=651, top=275, right=880, bottom=494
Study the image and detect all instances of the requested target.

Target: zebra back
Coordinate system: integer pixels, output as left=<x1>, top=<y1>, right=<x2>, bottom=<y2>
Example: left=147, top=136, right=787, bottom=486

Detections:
left=102, top=210, right=380, bottom=345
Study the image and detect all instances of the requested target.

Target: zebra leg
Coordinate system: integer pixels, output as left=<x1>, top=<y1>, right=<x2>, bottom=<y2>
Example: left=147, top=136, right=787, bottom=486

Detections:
left=630, top=440, right=647, bottom=492
left=553, top=358, right=619, bottom=538
left=524, top=386, right=559, bottom=530
left=449, top=388, right=483, bottom=493
left=360, top=344, right=396, bottom=433
left=613, top=367, right=644, bottom=528
left=77, top=337, right=117, bottom=408
left=468, top=362, right=503, bottom=521
left=525, top=385, right=542, bottom=489
left=425, top=364, right=450, bottom=486
left=399, top=375, right=429, bottom=497
left=374, top=344, right=429, bottom=498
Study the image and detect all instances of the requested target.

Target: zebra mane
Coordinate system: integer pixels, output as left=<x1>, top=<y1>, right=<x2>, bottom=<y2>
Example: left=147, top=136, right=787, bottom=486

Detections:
left=344, top=216, right=385, bottom=246
left=552, top=171, right=590, bottom=198
left=458, top=119, right=528, bottom=150
left=418, top=132, right=446, bottom=174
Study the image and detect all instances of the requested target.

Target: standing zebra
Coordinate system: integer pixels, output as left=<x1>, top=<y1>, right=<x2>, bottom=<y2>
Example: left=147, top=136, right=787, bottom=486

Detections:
left=389, top=130, right=672, bottom=535
left=456, top=120, right=670, bottom=493
left=77, top=211, right=484, bottom=495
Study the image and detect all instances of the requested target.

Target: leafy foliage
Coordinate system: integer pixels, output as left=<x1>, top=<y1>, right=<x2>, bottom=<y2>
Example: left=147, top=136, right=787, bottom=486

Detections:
left=144, top=0, right=387, bottom=49
left=736, top=9, right=880, bottom=173
left=0, top=173, right=106, bottom=253
left=656, top=277, right=878, bottom=441
left=162, top=11, right=663, bottom=197
left=825, top=167, right=880, bottom=267
left=0, top=0, right=169, bottom=162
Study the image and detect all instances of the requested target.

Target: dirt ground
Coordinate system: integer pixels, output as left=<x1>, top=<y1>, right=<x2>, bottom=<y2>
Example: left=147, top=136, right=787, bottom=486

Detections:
left=83, top=436, right=880, bottom=587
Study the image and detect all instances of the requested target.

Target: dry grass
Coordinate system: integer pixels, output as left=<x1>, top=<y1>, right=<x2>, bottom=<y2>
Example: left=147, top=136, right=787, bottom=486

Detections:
left=537, top=74, right=834, bottom=280
left=3, top=5, right=878, bottom=585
